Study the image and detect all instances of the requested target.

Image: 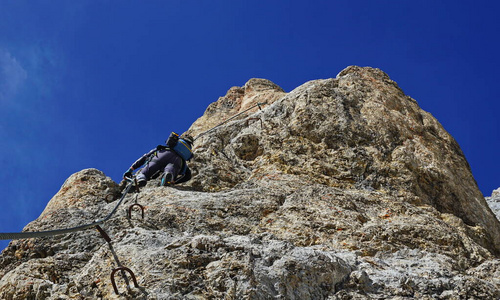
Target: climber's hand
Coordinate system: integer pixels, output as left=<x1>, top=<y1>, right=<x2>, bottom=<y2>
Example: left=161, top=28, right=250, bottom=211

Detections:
left=123, top=169, right=133, bottom=179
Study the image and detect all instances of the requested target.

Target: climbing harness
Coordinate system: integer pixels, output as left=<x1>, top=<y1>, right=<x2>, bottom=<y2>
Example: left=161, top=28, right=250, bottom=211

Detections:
left=194, top=101, right=267, bottom=141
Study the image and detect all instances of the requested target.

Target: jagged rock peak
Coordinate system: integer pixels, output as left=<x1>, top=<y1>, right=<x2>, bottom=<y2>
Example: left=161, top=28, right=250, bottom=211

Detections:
left=188, top=65, right=500, bottom=255
left=338, top=65, right=400, bottom=85
left=492, top=187, right=500, bottom=198
left=1, top=66, right=500, bottom=299
left=38, top=169, right=120, bottom=219
left=186, top=78, right=285, bottom=138
left=243, top=78, right=285, bottom=93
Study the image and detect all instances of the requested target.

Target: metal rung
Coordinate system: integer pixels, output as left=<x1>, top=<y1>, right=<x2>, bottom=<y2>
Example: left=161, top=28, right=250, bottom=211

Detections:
left=128, top=204, right=145, bottom=219
left=111, top=266, right=139, bottom=295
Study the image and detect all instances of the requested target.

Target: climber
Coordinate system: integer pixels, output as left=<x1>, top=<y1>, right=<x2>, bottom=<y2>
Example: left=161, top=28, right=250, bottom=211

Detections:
left=123, top=132, right=193, bottom=188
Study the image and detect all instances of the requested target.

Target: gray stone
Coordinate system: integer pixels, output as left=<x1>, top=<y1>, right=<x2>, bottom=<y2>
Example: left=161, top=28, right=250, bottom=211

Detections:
left=1, top=67, right=499, bottom=299
left=487, top=187, right=500, bottom=221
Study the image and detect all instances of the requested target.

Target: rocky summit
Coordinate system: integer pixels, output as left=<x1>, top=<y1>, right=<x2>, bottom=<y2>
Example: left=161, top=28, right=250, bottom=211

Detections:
left=1, top=66, right=499, bottom=299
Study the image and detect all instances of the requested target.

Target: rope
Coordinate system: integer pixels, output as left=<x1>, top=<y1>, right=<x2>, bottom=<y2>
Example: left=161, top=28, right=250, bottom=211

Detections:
left=0, top=102, right=268, bottom=241
left=193, top=101, right=267, bottom=141
left=0, top=140, right=160, bottom=241
left=0, top=181, right=135, bottom=240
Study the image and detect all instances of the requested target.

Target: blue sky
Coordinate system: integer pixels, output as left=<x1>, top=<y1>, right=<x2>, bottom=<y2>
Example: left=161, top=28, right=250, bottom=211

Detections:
left=1, top=1, right=499, bottom=250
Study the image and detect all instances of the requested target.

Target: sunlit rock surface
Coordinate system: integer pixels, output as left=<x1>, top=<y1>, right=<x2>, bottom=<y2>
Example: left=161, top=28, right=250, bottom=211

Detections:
left=1, top=66, right=499, bottom=299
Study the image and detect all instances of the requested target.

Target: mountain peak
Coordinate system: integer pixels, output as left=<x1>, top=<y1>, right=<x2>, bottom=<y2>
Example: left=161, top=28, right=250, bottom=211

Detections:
left=1, top=66, right=499, bottom=299
left=188, top=66, right=499, bottom=253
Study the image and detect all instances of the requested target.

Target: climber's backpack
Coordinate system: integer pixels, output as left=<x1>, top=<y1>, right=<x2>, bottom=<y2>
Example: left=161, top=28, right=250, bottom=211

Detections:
left=173, top=138, right=193, bottom=161
left=166, top=132, right=193, bottom=161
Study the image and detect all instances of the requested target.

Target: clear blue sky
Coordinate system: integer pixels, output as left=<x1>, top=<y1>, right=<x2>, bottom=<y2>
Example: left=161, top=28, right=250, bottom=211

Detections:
left=1, top=1, right=499, bottom=250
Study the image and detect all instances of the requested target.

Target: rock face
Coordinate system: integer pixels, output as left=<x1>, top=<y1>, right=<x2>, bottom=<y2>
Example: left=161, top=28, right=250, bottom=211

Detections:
left=487, top=188, right=500, bottom=221
left=1, top=66, right=499, bottom=299
left=187, top=78, right=285, bottom=139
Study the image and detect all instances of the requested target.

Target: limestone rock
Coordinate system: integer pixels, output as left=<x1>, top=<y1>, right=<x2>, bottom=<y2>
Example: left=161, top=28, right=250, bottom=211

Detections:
left=1, top=67, right=499, bottom=299
left=186, top=78, right=285, bottom=139
left=188, top=66, right=500, bottom=254
left=487, top=187, right=500, bottom=221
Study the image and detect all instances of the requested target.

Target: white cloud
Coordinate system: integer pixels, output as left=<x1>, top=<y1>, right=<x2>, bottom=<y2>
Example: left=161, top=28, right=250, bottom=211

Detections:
left=0, top=49, right=28, bottom=103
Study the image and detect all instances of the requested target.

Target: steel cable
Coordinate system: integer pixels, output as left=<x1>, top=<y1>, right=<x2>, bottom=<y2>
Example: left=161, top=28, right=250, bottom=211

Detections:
left=0, top=181, right=135, bottom=240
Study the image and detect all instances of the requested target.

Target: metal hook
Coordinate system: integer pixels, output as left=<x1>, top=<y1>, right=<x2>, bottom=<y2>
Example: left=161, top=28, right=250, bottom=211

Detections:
left=105, top=194, right=116, bottom=203
left=128, top=203, right=145, bottom=219
left=245, top=117, right=263, bottom=129
left=110, top=266, right=139, bottom=295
